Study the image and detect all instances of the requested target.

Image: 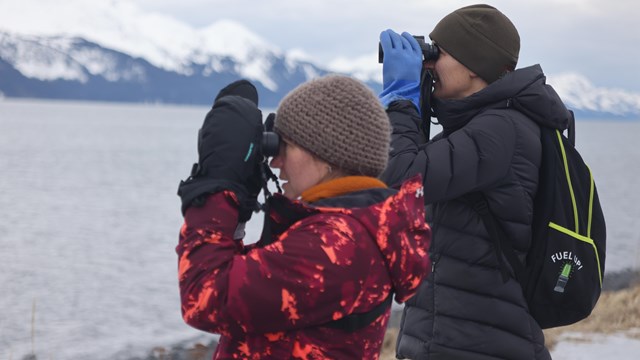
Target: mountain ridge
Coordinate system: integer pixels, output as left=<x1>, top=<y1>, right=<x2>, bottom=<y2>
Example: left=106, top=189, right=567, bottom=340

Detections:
left=0, top=30, right=336, bottom=107
left=0, top=22, right=639, bottom=118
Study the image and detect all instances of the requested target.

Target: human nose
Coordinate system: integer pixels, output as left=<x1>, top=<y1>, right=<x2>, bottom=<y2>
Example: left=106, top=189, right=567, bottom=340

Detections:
left=270, top=154, right=283, bottom=168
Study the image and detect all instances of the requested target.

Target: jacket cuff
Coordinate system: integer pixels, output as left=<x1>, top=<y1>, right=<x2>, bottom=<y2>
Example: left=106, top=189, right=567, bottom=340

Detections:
left=183, top=191, right=240, bottom=237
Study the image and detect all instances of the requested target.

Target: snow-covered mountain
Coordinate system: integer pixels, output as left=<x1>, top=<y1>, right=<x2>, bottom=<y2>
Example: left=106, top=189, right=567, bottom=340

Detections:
left=333, top=57, right=640, bottom=120
left=0, top=0, right=343, bottom=106
left=0, top=30, right=333, bottom=107
left=0, top=0, right=638, bottom=117
left=547, top=73, right=640, bottom=119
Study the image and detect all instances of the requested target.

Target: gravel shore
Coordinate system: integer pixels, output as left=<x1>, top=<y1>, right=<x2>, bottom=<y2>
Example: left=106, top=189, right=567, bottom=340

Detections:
left=125, top=268, right=640, bottom=360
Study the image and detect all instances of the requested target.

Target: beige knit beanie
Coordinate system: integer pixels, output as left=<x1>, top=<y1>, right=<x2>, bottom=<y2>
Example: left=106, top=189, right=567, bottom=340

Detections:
left=430, top=4, right=520, bottom=84
left=274, top=75, right=390, bottom=177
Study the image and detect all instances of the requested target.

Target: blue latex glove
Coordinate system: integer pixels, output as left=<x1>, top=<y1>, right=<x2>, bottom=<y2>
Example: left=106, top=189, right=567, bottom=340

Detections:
left=379, top=29, right=422, bottom=111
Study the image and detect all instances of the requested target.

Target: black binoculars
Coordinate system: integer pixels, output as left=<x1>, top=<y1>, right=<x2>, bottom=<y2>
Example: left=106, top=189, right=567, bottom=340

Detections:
left=261, top=112, right=281, bottom=158
left=378, top=35, right=439, bottom=63
left=262, top=131, right=280, bottom=158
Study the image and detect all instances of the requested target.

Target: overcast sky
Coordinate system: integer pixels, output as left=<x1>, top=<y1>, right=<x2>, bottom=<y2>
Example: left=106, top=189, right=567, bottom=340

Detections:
left=126, top=0, right=640, bottom=92
left=2, top=0, right=638, bottom=93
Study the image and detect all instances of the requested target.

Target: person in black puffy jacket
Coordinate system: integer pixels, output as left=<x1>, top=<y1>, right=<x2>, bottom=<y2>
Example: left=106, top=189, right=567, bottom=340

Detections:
left=379, top=4, right=573, bottom=360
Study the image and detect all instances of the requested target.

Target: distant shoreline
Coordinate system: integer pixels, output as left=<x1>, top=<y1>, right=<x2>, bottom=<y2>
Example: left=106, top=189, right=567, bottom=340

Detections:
left=601, top=267, right=640, bottom=291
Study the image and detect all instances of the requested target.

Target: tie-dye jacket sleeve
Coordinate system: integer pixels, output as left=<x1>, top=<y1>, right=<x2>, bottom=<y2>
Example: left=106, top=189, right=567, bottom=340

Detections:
left=177, top=185, right=429, bottom=337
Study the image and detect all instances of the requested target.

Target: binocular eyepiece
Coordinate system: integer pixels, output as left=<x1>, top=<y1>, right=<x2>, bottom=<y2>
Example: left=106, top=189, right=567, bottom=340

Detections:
left=261, top=131, right=280, bottom=158
left=378, top=35, right=439, bottom=63
left=260, top=112, right=281, bottom=158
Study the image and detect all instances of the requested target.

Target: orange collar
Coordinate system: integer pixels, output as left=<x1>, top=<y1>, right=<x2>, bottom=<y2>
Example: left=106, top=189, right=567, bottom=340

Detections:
left=300, top=176, right=387, bottom=203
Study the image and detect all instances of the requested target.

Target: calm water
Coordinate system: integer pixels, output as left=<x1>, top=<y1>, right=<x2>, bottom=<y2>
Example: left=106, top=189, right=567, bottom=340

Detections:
left=1, top=98, right=639, bottom=359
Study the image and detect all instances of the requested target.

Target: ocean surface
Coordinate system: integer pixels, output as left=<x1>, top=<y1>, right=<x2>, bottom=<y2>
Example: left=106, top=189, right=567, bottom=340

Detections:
left=1, top=98, right=639, bottom=360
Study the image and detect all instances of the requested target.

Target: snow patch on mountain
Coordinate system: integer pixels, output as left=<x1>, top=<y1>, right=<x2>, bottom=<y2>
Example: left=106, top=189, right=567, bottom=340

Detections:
left=1, top=0, right=638, bottom=116
left=328, top=52, right=381, bottom=84
left=548, top=73, right=640, bottom=116
left=0, top=32, right=147, bottom=83
left=328, top=57, right=640, bottom=117
left=0, top=33, right=88, bottom=82
left=0, top=0, right=285, bottom=90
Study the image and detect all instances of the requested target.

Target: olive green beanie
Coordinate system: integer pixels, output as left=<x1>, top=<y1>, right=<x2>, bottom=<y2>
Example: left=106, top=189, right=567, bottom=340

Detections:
left=274, top=75, right=390, bottom=177
left=429, top=4, right=520, bottom=84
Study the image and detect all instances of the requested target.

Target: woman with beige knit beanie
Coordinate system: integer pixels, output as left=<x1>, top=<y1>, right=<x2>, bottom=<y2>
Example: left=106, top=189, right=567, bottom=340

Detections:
left=273, top=74, right=392, bottom=200
left=177, top=74, right=432, bottom=359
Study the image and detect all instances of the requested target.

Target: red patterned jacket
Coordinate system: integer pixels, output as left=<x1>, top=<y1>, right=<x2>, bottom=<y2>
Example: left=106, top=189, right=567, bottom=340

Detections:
left=177, top=176, right=431, bottom=359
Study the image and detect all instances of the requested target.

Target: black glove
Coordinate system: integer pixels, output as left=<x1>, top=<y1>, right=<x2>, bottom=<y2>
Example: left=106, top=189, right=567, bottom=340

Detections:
left=178, top=80, right=264, bottom=221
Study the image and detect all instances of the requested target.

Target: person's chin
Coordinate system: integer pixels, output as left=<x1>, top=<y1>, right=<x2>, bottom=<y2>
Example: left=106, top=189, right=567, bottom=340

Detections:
left=282, top=183, right=296, bottom=200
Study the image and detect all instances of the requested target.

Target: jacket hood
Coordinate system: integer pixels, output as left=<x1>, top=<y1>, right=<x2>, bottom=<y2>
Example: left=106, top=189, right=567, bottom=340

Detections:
left=341, top=176, right=430, bottom=302
left=433, top=64, right=571, bottom=132
left=262, top=176, right=431, bottom=303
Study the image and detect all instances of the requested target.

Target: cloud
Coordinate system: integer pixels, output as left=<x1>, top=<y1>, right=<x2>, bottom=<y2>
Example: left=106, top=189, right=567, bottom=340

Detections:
left=132, top=0, right=640, bottom=93
left=6, top=0, right=639, bottom=91
left=328, top=52, right=380, bottom=83
left=3, top=0, right=639, bottom=114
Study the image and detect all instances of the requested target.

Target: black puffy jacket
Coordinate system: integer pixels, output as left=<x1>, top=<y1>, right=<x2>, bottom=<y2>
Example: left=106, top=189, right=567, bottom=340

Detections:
left=383, top=65, right=571, bottom=360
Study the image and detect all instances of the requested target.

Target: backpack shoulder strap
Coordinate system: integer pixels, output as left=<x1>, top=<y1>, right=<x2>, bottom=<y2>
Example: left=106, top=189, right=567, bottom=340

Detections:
left=567, top=110, right=576, bottom=146
left=322, top=295, right=392, bottom=332
left=464, top=192, right=525, bottom=283
left=323, top=211, right=394, bottom=332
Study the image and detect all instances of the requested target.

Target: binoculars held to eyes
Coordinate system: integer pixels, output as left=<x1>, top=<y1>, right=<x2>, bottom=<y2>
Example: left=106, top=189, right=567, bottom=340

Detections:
left=263, top=35, right=438, bottom=159
left=262, top=131, right=280, bottom=158
left=261, top=113, right=281, bottom=158
left=378, top=35, right=439, bottom=63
